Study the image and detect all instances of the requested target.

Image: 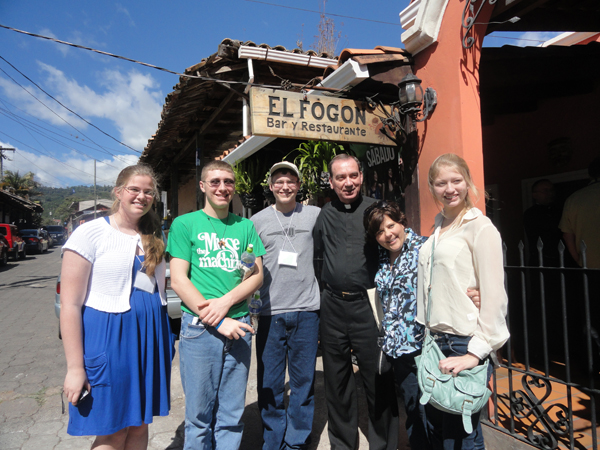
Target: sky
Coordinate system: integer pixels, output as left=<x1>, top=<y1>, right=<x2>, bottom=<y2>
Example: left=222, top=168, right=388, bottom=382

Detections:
left=0, top=0, right=560, bottom=188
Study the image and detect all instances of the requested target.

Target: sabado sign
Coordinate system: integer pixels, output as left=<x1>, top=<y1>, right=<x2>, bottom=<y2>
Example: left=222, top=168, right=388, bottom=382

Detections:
left=249, top=87, right=395, bottom=145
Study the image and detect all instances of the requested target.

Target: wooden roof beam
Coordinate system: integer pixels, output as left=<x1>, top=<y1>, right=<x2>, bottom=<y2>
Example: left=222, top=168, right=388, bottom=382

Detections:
left=173, top=86, right=243, bottom=164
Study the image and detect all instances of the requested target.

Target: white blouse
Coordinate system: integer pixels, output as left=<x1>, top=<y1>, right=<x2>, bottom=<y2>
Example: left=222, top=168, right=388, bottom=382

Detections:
left=417, top=208, right=510, bottom=359
left=63, top=217, right=167, bottom=313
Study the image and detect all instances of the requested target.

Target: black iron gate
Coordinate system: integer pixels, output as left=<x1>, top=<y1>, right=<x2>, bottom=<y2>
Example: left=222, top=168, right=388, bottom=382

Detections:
left=484, top=240, right=599, bottom=450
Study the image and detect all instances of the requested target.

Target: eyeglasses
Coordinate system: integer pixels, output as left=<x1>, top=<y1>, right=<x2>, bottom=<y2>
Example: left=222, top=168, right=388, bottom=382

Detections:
left=272, top=181, right=298, bottom=188
left=124, top=186, right=155, bottom=198
left=205, top=178, right=235, bottom=188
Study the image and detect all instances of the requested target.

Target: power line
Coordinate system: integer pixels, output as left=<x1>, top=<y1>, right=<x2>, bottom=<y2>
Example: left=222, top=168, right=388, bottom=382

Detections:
left=0, top=104, right=123, bottom=170
left=241, top=0, right=402, bottom=26
left=0, top=95, right=129, bottom=157
left=0, top=130, right=116, bottom=184
left=0, top=55, right=141, bottom=155
left=0, top=24, right=293, bottom=90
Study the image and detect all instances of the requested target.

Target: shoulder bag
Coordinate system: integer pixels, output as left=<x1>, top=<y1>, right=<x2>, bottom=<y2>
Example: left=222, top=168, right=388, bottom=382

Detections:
left=415, top=237, right=491, bottom=434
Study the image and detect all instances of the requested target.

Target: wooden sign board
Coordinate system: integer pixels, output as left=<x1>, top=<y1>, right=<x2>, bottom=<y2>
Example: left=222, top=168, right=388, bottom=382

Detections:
left=249, top=87, right=395, bottom=146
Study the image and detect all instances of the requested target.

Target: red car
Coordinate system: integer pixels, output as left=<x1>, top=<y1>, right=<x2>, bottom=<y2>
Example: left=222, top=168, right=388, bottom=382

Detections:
left=0, top=234, right=8, bottom=266
left=0, top=223, right=26, bottom=260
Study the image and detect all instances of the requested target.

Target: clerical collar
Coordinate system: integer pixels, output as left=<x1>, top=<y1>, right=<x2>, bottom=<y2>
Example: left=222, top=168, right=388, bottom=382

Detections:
left=344, top=203, right=351, bottom=209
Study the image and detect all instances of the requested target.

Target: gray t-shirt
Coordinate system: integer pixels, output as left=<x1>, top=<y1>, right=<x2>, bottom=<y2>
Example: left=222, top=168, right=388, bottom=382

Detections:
left=251, top=203, right=321, bottom=315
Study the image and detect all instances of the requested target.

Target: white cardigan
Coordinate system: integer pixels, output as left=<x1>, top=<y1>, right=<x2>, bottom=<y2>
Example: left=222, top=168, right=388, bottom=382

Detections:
left=63, top=217, right=167, bottom=313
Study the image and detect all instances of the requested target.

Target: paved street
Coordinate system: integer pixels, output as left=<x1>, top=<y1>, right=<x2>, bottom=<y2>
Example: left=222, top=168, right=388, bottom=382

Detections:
left=0, top=246, right=385, bottom=449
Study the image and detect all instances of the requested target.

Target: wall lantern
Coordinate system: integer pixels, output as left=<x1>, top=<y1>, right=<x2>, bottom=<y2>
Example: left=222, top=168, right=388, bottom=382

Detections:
left=366, top=71, right=438, bottom=145
left=398, top=73, right=437, bottom=122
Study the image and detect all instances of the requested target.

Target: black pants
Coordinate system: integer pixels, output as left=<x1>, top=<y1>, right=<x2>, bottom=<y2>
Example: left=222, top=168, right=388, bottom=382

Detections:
left=320, top=289, right=399, bottom=450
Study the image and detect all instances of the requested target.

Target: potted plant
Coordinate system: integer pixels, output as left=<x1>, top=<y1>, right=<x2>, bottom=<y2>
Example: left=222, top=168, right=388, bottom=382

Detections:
left=232, top=158, right=267, bottom=210
left=286, top=140, right=347, bottom=198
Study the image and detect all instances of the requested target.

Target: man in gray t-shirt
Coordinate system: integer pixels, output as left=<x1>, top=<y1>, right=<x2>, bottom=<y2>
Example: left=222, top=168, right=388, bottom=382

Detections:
left=251, top=161, right=320, bottom=449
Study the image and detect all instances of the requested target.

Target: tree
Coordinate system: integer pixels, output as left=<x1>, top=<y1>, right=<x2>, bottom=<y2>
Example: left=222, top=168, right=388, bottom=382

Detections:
left=296, top=1, right=343, bottom=57
left=0, top=170, right=42, bottom=200
left=311, top=0, right=342, bottom=57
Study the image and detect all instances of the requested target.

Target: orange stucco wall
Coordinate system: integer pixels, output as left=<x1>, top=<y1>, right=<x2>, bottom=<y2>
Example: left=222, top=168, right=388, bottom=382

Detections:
left=410, top=1, right=494, bottom=234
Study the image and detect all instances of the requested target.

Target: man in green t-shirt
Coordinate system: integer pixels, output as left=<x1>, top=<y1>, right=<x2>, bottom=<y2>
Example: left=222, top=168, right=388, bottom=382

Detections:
left=167, top=160, right=265, bottom=449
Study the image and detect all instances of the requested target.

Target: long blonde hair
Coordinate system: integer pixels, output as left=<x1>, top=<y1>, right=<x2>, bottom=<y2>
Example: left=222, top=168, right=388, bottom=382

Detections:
left=427, top=153, right=480, bottom=224
left=111, top=164, right=165, bottom=277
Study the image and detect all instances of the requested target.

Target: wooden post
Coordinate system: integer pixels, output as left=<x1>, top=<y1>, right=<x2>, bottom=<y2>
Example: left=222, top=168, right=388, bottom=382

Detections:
left=170, top=166, right=179, bottom=219
left=196, top=133, right=204, bottom=211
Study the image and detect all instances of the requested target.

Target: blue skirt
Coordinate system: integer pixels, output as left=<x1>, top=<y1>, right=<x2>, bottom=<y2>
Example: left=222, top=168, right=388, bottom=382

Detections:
left=68, top=257, right=175, bottom=436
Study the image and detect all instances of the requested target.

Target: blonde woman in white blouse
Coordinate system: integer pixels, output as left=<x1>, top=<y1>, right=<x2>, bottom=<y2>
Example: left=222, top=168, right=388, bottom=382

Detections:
left=416, top=153, right=509, bottom=450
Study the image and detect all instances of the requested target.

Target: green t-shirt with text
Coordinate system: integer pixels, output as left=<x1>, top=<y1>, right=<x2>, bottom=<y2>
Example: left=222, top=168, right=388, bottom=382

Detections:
left=166, top=210, right=266, bottom=318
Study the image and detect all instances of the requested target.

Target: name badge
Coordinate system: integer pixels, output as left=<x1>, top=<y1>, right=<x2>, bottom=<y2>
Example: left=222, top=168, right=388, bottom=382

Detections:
left=278, top=250, right=298, bottom=267
left=133, top=269, right=156, bottom=293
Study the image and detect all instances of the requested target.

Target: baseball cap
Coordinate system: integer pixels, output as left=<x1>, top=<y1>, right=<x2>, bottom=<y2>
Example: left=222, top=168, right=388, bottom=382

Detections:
left=269, top=161, right=301, bottom=179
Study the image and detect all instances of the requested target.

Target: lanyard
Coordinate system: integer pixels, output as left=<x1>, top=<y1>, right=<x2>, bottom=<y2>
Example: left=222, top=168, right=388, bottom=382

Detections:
left=273, top=204, right=297, bottom=253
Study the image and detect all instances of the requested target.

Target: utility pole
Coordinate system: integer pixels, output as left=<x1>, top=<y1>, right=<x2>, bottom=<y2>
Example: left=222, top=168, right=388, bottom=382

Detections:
left=0, top=146, right=16, bottom=180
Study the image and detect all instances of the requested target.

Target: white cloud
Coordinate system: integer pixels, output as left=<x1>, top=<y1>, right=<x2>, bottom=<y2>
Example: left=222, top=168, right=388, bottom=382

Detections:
left=39, top=28, right=69, bottom=57
left=0, top=64, right=163, bottom=151
left=116, top=3, right=136, bottom=27
left=1, top=140, right=138, bottom=188
left=38, top=27, right=105, bottom=58
left=513, top=31, right=563, bottom=47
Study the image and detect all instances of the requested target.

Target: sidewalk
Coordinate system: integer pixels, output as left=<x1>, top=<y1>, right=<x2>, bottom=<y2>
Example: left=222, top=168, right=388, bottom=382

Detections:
left=147, top=340, right=379, bottom=450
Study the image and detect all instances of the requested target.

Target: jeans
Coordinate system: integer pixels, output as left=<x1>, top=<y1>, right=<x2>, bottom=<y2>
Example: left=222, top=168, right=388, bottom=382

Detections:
left=179, top=312, right=252, bottom=450
left=424, top=333, right=493, bottom=450
left=393, top=351, right=432, bottom=450
left=256, top=311, right=319, bottom=450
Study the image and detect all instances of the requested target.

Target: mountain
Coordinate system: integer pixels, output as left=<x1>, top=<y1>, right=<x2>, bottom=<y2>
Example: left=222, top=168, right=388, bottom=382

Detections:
left=38, top=185, right=114, bottom=225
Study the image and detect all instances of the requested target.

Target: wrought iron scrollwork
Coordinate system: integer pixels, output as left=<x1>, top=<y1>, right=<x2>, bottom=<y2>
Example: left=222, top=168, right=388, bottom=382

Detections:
left=462, top=0, right=497, bottom=49
left=510, top=374, right=572, bottom=450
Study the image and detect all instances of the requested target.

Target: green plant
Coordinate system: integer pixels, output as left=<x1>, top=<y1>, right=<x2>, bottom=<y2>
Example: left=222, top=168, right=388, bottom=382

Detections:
left=232, top=158, right=268, bottom=195
left=286, top=140, right=346, bottom=196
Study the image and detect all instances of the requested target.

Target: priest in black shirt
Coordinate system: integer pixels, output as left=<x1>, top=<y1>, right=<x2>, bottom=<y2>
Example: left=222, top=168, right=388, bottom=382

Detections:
left=314, top=154, right=398, bottom=450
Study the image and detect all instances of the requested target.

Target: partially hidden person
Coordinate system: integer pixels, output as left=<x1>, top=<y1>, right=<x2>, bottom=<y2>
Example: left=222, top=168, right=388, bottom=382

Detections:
left=60, top=164, right=175, bottom=449
left=167, top=160, right=265, bottom=449
left=363, top=200, right=482, bottom=450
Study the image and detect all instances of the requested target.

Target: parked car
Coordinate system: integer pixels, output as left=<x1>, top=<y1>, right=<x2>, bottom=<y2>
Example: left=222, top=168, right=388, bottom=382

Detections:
left=54, top=264, right=181, bottom=340
left=41, top=229, right=54, bottom=248
left=0, top=223, right=26, bottom=260
left=0, top=235, right=9, bottom=266
left=20, top=229, right=49, bottom=254
left=43, top=225, right=66, bottom=245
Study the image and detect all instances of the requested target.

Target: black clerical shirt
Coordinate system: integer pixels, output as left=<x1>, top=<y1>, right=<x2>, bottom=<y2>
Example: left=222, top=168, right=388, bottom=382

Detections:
left=313, top=195, right=378, bottom=292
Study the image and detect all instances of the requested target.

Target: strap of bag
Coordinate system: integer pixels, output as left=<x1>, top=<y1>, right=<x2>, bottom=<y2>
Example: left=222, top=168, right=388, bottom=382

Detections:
left=425, top=235, right=436, bottom=333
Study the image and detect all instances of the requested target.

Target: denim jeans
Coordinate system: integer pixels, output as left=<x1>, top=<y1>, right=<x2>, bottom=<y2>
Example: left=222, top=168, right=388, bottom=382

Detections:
left=179, top=312, right=252, bottom=450
left=424, top=333, right=493, bottom=450
left=256, top=311, right=319, bottom=450
left=393, top=351, right=432, bottom=450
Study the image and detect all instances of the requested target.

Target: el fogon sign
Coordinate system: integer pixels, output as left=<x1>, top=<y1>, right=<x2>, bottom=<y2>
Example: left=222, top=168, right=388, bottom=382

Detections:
left=249, top=87, right=395, bottom=145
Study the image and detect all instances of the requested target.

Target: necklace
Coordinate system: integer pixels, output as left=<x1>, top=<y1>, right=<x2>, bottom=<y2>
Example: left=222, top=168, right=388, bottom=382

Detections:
left=112, top=214, right=140, bottom=237
left=207, top=213, right=230, bottom=248
left=273, top=204, right=297, bottom=253
left=112, top=215, right=144, bottom=256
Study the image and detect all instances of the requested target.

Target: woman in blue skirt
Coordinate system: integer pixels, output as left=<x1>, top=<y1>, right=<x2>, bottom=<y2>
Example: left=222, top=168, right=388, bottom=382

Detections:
left=61, top=164, right=174, bottom=449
